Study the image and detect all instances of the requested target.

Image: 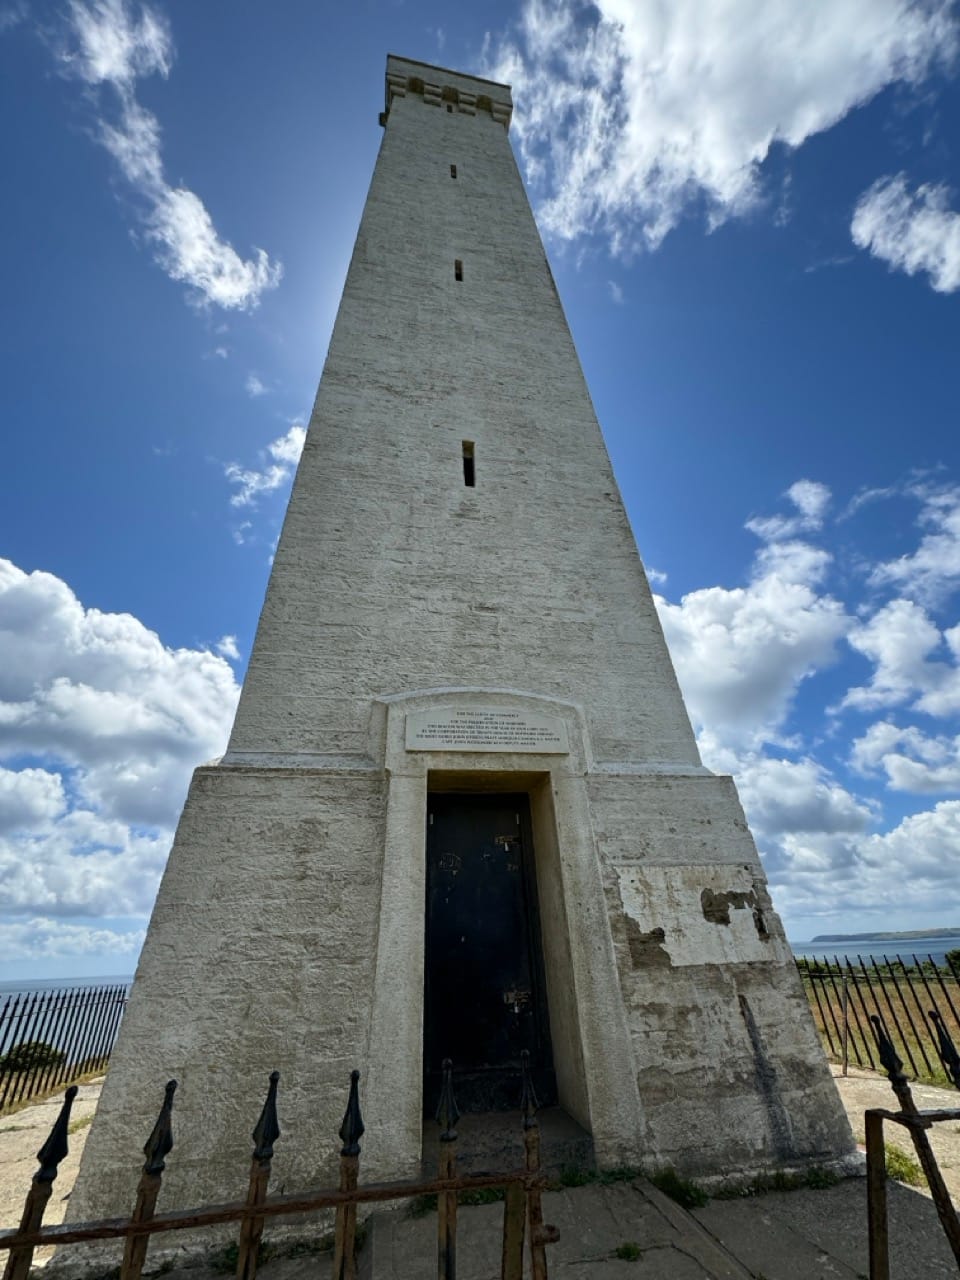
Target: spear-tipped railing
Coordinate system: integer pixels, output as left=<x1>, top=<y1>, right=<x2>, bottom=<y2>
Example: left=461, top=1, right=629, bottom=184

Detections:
left=235, top=1071, right=280, bottom=1280
left=3, top=1084, right=78, bottom=1280
left=0, top=1060, right=557, bottom=1280
left=865, top=1013, right=960, bottom=1279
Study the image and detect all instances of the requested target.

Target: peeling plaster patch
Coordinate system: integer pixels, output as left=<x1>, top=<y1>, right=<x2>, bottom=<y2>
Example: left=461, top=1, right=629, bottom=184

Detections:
left=701, top=886, right=771, bottom=942
left=700, top=887, right=757, bottom=925
left=624, top=918, right=672, bottom=968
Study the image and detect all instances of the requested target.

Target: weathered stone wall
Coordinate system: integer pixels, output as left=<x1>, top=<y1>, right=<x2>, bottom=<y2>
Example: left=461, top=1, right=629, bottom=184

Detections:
left=69, top=56, right=854, bottom=1225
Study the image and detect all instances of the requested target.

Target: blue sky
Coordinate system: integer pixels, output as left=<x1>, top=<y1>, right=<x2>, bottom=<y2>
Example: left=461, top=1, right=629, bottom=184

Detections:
left=3, top=0, right=960, bottom=980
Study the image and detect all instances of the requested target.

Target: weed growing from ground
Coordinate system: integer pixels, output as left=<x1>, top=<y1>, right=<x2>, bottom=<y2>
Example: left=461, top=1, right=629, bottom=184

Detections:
left=884, top=1145, right=923, bottom=1187
left=648, top=1167, right=709, bottom=1210
left=614, top=1241, right=641, bottom=1260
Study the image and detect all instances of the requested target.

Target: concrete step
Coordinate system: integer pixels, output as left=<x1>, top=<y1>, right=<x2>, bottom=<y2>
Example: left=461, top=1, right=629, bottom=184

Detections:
left=420, top=1107, right=594, bottom=1179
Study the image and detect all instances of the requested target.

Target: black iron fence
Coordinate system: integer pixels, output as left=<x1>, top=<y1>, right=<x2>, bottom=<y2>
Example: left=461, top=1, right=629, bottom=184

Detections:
left=797, top=954, right=960, bottom=1085
left=0, top=1053, right=557, bottom=1280
left=0, top=984, right=129, bottom=1112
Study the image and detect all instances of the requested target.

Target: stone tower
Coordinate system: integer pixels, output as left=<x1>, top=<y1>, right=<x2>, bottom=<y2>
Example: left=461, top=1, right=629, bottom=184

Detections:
left=71, top=55, right=853, bottom=1219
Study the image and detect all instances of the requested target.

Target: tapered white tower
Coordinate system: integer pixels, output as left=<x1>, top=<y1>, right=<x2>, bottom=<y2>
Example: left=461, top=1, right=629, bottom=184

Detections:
left=71, top=55, right=853, bottom=1220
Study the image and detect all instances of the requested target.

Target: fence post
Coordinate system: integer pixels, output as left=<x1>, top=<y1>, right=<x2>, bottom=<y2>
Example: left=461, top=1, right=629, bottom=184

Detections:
left=235, top=1072, right=280, bottom=1280
left=929, top=1008, right=960, bottom=1089
left=842, top=976, right=849, bottom=1077
left=520, top=1051, right=557, bottom=1280
left=870, top=1015, right=960, bottom=1267
left=436, top=1059, right=459, bottom=1280
left=2, top=1084, right=77, bottom=1280
left=332, top=1070, right=364, bottom=1280
left=865, top=1110, right=889, bottom=1280
left=120, top=1080, right=176, bottom=1280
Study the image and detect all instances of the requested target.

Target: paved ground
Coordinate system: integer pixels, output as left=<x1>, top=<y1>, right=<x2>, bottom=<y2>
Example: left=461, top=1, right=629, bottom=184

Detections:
left=2, top=1066, right=960, bottom=1277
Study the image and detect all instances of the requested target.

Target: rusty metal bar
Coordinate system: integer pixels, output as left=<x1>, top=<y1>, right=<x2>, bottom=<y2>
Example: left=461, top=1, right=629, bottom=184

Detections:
left=54, top=986, right=88, bottom=1095
left=882, top=955, right=934, bottom=1077
left=928, top=1009, right=960, bottom=1090
left=332, top=1070, right=364, bottom=1280
left=435, top=1059, right=459, bottom=1280
left=912, top=956, right=949, bottom=1080
left=2, top=1084, right=78, bottom=1280
left=821, top=959, right=849, bottom=1060
left=865, top=1109, right=889, bottom=1280
left=0, top=1167, right=532, bottom=1253
left=20, top=990, right=60, bottom=1107
left=120, top=1080, right=176, bottom=1280
left=928, top=955, right=960, bottom=1053
left=35, top=992, right=69, bottom=1101
left=870, top=1015, right=960, bottom=1268
left=500, top=1182, right=525, bottom=1280
left=842, top=960, right=875, bottom=1069
left=806, top=967, right=838, bottom=1057
left=520, top=1051, right=557, bottom=1280
left=0, top=992, right=39, bottom=1111
left=863, top=956, right=920, bottom=1078
left=236, top=1072, right=279, bottom=1280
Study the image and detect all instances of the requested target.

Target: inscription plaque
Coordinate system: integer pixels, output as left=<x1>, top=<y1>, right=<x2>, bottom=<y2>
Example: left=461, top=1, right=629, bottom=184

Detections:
left=405, top=707, right=568, bottom=754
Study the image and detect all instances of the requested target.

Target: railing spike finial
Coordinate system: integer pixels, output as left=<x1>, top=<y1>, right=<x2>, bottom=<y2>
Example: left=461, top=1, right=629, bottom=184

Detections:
left=252, top=1070, right=281, bottom=1162
left=520, top=1049, right=539, bottom=1130
left=435, top=1058, right=460, bottom=1142
left=929, top=1009, right=960, bottom=1089
left=869, top=1015, right=906, bottom=1083
left=142, top=1080, right=177, bottom=1177
left=36, top=1084, right=79, bottom=1183
left=339, top=1069, right=364, bottom=1157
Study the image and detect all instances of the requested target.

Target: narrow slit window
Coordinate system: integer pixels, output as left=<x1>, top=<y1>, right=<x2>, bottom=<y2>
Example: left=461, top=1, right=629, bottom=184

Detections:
left=450, top=164, right=458, bottom=179
left=462, top=441, right=475, bottom=487
left=446, top=103, right=453, bottom=113
left=454, top=259, right=463, bottom=282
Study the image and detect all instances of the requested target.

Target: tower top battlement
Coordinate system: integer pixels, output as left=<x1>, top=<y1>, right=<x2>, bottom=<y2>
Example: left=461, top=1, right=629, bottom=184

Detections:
left=385, top=54, right=512, bottom=128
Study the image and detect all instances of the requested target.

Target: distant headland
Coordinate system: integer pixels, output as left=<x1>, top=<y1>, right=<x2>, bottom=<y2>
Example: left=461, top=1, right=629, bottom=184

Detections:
left=810, top=928, right=960, bottom=943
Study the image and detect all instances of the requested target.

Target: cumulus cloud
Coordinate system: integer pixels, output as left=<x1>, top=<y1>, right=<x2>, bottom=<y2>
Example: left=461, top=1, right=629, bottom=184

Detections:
left=655, top=537, right=849, bottom=749
left=0, top=918, right=146, bottom=962
left=851, top=721, right=960, bottom=792
left=843, top=599, right=960, bottom=716
left=870, top=482, right=960, bottom=604
left=746, top=479, right=831, bottom=542
left=852, top=174, right=960, bottom=293
left=0, top=558, right=239, bottom=921
left=772, top=801, right=960, bottom=924
left=58, top=0, right=281, bottom=309
left=225, top=424, right=306, bottom=508
left=488, top=0, right=956, bottom=253
left=216, top=634, right=240, bottom=661
left=245, top=373, right=267, bottom=398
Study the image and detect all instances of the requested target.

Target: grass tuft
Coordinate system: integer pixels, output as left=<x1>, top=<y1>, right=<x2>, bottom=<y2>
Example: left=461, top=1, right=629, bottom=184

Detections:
left=614, top=1241, right=642, bottom=1260
left=648, top=1167, right=708, bottom=1210
left=885, top=1145, right=924, bottom=1187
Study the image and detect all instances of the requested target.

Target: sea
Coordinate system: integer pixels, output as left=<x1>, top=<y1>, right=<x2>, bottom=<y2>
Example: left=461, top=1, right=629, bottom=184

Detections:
left=790, top=934, right=960, bottom=967
left=0, top=974, right=134, bottom=1000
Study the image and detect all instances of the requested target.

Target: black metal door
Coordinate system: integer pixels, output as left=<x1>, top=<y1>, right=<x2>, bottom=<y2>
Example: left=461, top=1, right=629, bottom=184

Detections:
left=424, top=793, right=556, bottom=1113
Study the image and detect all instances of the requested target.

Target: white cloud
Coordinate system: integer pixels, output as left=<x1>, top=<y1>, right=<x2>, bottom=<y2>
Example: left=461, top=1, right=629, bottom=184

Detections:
left=645, top=565, right=667, bottom=585
left=842, top=598, right=960, bottom=716
left=870, top=482, right=960, bottom=604
left=772, top=801, right=960, bottom=924
left=851, top=721, right=960, bottom=792
left=488, top=0, right=956, bottom=253
left=58, top=0, right=281, bottom=310
left=852, top=174, right=960, bottom=293
left=746, top=479, right=831, bottom=542
left=245, top=373, right=267, bottom=397
left=607, top=279, right=624, bottom=304
left=225, top=424, right=306, bottom=508
left=0, top=767, right=66, bottom=835
left=655, top=538, right=849, bottom=748
left=0, top=918, right=146, bottom=961
left=216, top=634, right=240, bottom=661
left=0, top=558, right=239, bottom=919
